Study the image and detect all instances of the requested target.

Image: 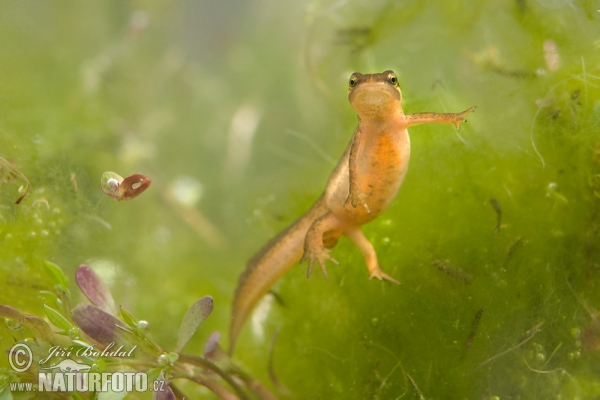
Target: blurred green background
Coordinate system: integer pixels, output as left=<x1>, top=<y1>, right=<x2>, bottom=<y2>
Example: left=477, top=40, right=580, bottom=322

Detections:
left=1, top=0, right=599, bottom=398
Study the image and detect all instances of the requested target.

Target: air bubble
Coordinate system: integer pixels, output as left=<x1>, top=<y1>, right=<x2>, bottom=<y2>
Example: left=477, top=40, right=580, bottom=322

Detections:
left=101, top=171, right=124, bottom=196
left=5, top=318, right=23, bottom=331
left=157, top=354, right=169, bottom=366
left=106, top=178, right=120, bottom=191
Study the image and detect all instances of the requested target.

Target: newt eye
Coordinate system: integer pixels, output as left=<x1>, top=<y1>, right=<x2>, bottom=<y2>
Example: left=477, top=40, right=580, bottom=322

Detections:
left=349, top=75, right=358, bottom=88
left=387, top=73, right=398, bottom=86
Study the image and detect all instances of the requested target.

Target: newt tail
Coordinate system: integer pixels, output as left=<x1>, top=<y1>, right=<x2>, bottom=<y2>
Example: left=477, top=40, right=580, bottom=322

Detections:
left=229, top=197, right=328, bottom=354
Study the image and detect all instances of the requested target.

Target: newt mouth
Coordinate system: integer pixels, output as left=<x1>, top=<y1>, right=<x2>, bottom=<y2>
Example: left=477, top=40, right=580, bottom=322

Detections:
left=349, top=83, right=401, bottom=118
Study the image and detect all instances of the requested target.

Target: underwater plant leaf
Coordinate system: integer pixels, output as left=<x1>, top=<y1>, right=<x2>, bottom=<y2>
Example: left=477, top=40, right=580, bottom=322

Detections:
left=203, top=331, right=220, bottom=358
left=175, top=296, right=213, bottom=353
left=38, top=291, right=61, bottom=311
left=76, top=265, right=117, bottom=315
left=118, top=306, right=138, bottom=329
left=0, top=305, right=24, bottom=320
left=73, top=304, right=127, bottom=346
left=146, top=367, right=164, bottom=384
left=44, top=261, right=70, bottom=292
left=23, top=315, right=55, bottom=342
left=43, top=304, right=73, bottom=331
left=0, top=305, right=24, bottom=331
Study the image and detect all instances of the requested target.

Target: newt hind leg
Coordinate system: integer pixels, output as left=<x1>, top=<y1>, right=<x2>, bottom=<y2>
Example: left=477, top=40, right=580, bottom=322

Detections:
left=344, top=227, right=400, bottom=285
left=300, top=213, right=342, bottom=279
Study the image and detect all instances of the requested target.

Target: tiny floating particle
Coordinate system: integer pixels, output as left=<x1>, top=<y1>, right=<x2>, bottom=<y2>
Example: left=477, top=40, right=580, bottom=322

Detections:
left=100, top=171, right=151, bottom=201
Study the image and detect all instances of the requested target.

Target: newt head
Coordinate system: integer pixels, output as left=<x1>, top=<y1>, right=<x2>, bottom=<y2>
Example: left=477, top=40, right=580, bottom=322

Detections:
left=348, top=70, right=403, bottom=120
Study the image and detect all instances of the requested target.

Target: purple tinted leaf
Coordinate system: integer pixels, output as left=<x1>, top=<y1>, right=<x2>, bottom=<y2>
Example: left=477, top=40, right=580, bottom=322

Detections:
left=175, top=296, right=213, bottom=353
left=73, top=304, right=127, bottom=346
left=76, top=265, right=116, bottom=315
left=0, top=305, right=24, bottom=320
left=203, top=331, right=221, bottom=358
left=0, top=307, right=55, bottom=342
left=0, top=305, right=24, bottom=330
left=152, top=371, right=175, bottom=400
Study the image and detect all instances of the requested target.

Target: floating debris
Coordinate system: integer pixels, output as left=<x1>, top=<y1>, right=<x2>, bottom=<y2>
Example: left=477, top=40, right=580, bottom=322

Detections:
left=70, top=172, right=79, bottom=192
left=489, top=198, right=502, bottom=233
left=101, top=171, right=151, bottom=201
left=0, top=157, right=31, bottom=205
left=546, top=182, right=568, bottom=204
left=465, top=308, right=485, bottom=350
left=543, top=40, right=560, bottom=72
left=432, top=260, right=472, bottom=284
left=503, top=237, right=524, bottom=268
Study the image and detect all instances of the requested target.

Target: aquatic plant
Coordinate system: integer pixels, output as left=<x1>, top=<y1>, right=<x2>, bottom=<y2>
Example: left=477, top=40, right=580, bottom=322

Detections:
left=0, top=263, right=275, bottom=399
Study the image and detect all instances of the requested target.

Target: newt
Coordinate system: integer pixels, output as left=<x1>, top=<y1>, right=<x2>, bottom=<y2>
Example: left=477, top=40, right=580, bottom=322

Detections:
left=229, top=70, right=475, bottom=353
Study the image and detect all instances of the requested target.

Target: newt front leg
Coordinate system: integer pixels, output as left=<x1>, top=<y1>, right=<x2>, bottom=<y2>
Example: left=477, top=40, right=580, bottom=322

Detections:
left=406, top=106, right=476, bottom=128
left=343, top=126, right=372, bottom=214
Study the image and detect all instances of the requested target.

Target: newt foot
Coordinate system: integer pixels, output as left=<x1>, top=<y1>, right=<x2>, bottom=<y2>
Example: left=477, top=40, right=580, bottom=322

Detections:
left=369, top=268, right=400, bottom=285
left=300, top=247, right=339, bottom=279
left=452, top=106, right=477, bottom=129
left=344, top=191, right=371, bottom=214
